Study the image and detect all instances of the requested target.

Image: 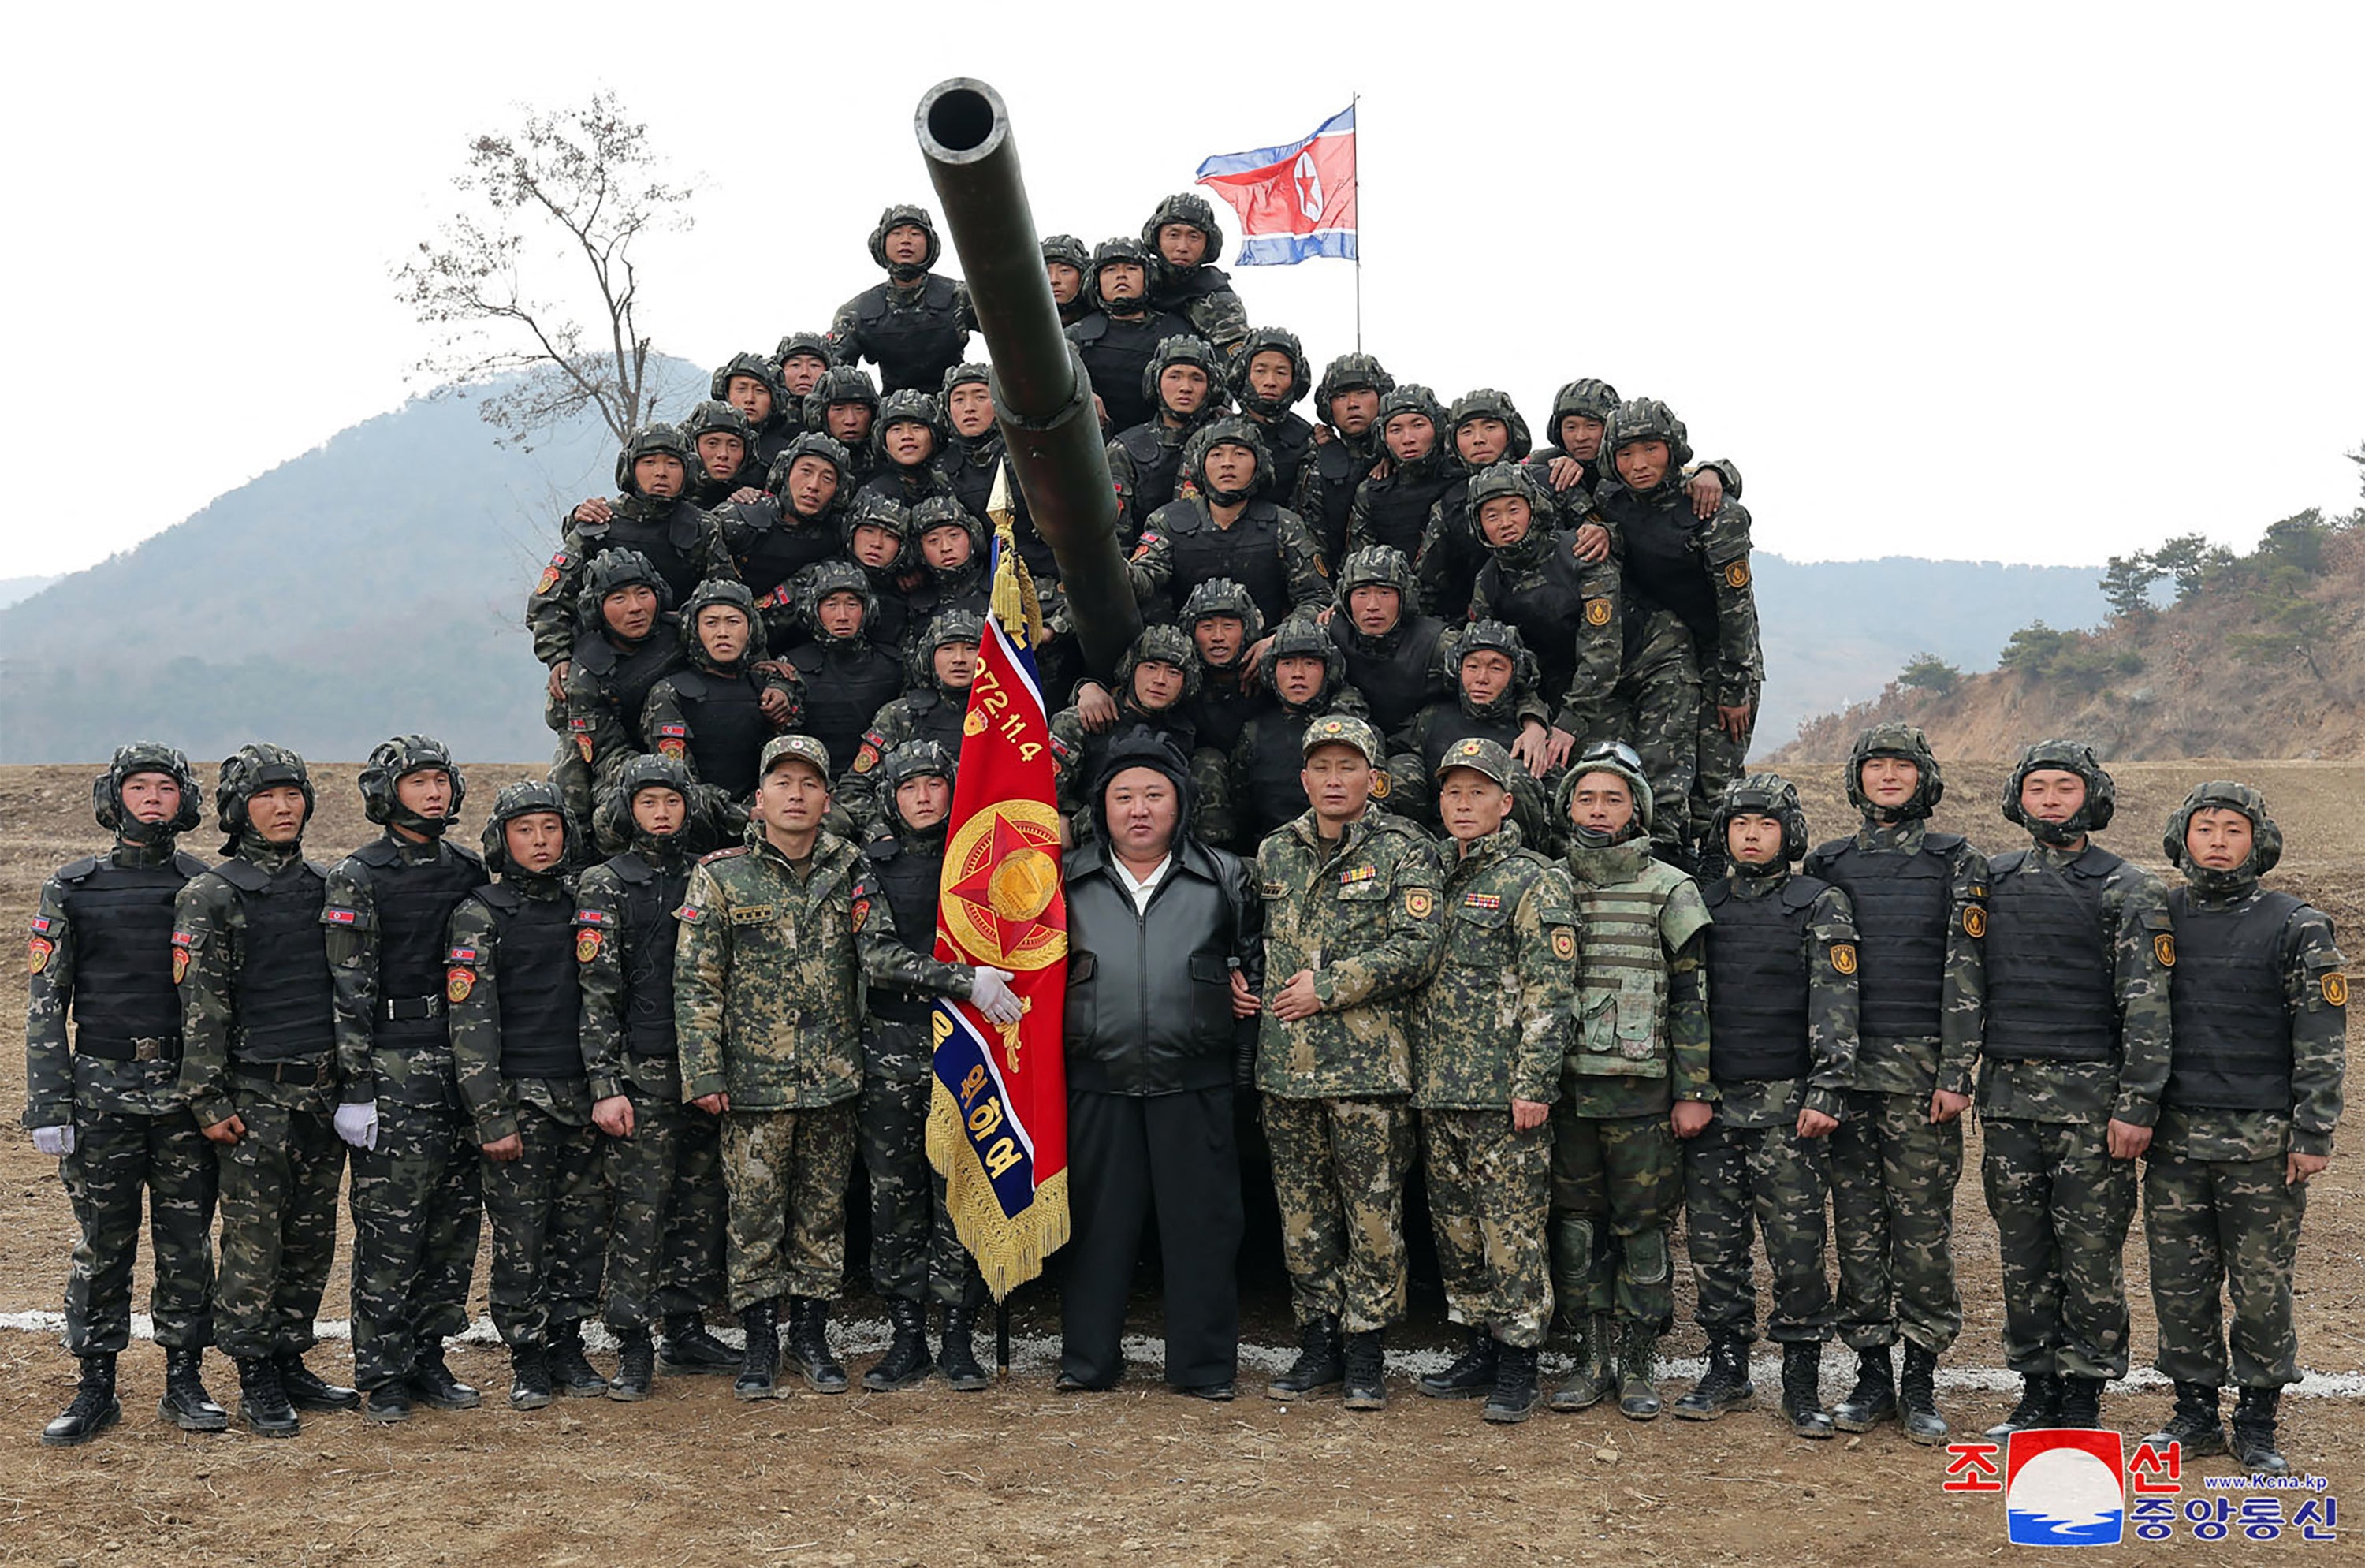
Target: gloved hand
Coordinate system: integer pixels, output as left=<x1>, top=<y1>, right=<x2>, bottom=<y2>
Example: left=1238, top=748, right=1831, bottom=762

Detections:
left=969, top=966, right=1023, bottom=1026
left=31, top=1124, right=74, bottom=1158
left=333, top=1101, right=379, bottom=1153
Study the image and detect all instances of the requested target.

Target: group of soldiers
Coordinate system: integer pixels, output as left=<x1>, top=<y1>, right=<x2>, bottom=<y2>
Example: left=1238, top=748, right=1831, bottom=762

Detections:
left=20, top=192, right=2343, bottom=1477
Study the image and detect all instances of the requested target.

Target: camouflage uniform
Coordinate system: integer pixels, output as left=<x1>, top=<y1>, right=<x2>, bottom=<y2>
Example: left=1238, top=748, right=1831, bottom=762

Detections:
left=1142, top=192, right=1250, bottom=357
left=1411, top=795, right=1574, bottom=1352
left=328, top=738, right=489, bottom=1396
left=1127, top=418, right=1332, bottom=629
left=551, top=549, right=690, bottom=825
left=1254, top=717, right=1447, bottom=1337
left=1464, top=464, right=1622, bottom=747
left=1293, top=353, right=1394, bottom=569
left=827, top=205, right=976, bottom=395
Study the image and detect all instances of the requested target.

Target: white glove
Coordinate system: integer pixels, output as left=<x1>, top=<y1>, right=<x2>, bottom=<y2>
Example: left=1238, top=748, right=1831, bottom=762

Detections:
left=31, top=1124, right=74, bottom=1158
left=968, top=966, right=1023, bottom=1026
left=333, top=1102, right=379, bottom=1152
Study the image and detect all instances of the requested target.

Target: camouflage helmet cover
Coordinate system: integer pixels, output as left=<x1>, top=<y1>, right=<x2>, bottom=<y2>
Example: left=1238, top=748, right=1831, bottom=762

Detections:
left=1555, top=739, right=1655, bottom=835
left=214, top=743, right=316, bottom=849
left=575, top=546, right=673, bottom=635
left=799, top=558, right=877, bottom=640
left=1118, top=622, right=1204, bottom=704
left=869, top=203, right=942, bottom=271
left=1229, top=326, right=1311, bottom=416
left=2162, top=779, right=2283, bottom=879
left=613, top=422, right=694, bottom=495
left=1847, top=721, right=1945, bottom=821
left=1445, top=387, right=1534, bottom=460
left=479, top=779, right=573, bottom=875
left=1142, top=191, right=1226, bottom=264
left=92, top=740, right=203, bottom=839
left=1179, top=575, right=1266, bottom=646
left=1712, top=771, right=1812, bottom=863
left=358, top=733, right=467, bottom=830
left=2002, top=737, right=2117, bottom=837
left=1603, top=397, right=1695, bottom=471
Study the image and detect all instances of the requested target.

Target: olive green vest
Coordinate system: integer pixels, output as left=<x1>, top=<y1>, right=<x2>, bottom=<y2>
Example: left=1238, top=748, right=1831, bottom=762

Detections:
left=1564, top=840, right=1707, bottom=1078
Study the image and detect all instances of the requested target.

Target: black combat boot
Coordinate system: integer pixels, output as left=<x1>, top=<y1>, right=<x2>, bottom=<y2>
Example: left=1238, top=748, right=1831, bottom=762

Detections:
left=276, top=1351, right=361, bottom=1412
left=508, top=1343, right=553, bottom=1411
left=1266, top=1313, right=1343, bottom=1399
left=363, top=1381, right=412, bottom=1423
left=1483, top=1343, right=1540, bottom=1425
left=158, top=1346, right=229, bottom=1432
left=1781, top=1342, right=1836, bottom=1440
left=786, top=1297, right=849, bottom=1394
left=1898, top=1343, right=1949, bottom=1444
left=2231, top=1387, right=2288, bottom=1475
left=1342, top=1330, right=1387, bottom=1411
left=939, top=1305, right=990, bottom=1392
left=2143, top=1381, right=2226, bottom=1458
left=864, top=1298, right=935, bottom=1391
left=40, top=1353, right=121, bottom=1447
left=1831, top=1345, right=1897, bottom=1432
left=734, top=1302, right=778, bottom=1400
left=1673, top=1333, right=1755, bottom=1421
left=608, top=1325, right=656, bottom=1402
left=1616, top=1322, right=1663, bottom=1421
left=236, top=1354, right=300, bottom=1437
left=409, top=1343, right=482, bottom=1410
left=2056, top=1373, right=2106, bottom=1429
left=1550, top=1313, right=1615, bottom=1413
left=546, top=1320, right=609, bottom=1398
left=1417, top=1325, right=1499, bottom=1400
left=1986, top=1372, right=2058, bottom=1440
left=658, top=1311, right=739, bottom=1375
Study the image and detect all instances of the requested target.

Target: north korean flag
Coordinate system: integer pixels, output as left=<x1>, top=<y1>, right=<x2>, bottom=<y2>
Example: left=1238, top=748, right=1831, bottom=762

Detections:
left=1194, top=106, right=1358, bottom=266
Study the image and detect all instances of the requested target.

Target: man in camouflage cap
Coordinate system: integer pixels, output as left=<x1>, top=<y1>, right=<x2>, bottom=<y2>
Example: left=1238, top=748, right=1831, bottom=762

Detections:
left=675, top=735, right=1015, bottom=1399
left=1256, top=714, right=1446, bottom=1411
left=1545, top=742, right=1711, bottom=1421
left=1409, top=738, right=1576, bottom=1424
left=828, top=203, right=975, bottom=394
left=1978, top=739, right=2171, bottom=1436
left=1674, top=774, right=1857, bottom=1440
left=1802, top=723, right=1987, bottom=1443
left=28, top=743, right=222, bottom=1445
left=2140, top=781, right=2345, bottom=1475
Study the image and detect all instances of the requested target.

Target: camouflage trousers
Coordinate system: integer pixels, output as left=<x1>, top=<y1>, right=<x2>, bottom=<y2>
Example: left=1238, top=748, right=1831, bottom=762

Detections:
left=1420, top=1109, right=1553, bottom=1348
left=858, top=1071, right=984, bottom=1309
left=1980, top=1117, right=2136, bottom=1380
left=1549, top=1108, right=1681, bottom=1331
left=1688, top=669, right=1756, bottom=851
left=601, top=1082, right=728, bottom=1330
left=214, top=1094, right=345, bottom=1361
left=348, top=1099, right=482, bottom=1390
left=548, top=738, right=595, bottom=832
left=1261, top=1095, right=1413, bottom=1334
left=1683, top=1116, right=1834, bottom=1343
left=719, top=1102, right=855, bottom=1309
left=1186, top=745, right=1238, bottom=855
left=479, top=1103, right=606, bottom=1346
left=2143, top=1149, right=2305, bottom=1389
left=1831, top=1089, right=1964, bottom=1354
left=60, top=1104, right=217, bottom=1354
left=1604, top=612, right=1701, bottom=851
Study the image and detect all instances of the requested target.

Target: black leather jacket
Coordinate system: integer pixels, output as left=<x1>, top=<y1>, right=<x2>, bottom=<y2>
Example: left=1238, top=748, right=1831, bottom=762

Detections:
left=1063, top=836, right=1262, bottom=1095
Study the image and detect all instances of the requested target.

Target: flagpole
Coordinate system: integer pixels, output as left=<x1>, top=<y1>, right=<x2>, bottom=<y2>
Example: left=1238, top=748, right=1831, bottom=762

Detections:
left=1351, top=90, right=1362, bottom=353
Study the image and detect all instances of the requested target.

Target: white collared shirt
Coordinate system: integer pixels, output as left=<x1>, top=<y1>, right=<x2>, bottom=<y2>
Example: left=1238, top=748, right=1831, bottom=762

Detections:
left=1110, top=852, right=1172, bottom=916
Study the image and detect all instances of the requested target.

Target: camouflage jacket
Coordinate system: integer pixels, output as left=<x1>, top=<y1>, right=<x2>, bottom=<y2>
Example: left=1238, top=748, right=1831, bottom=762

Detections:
left=674, top=829, right=971, bottom=1110
left=446, top=873, right=593, bottom=1143
left=574, top=845, right=698, bottom=1104
left=325, top=833, right=488, bottom=1109
left=24, top=839, right=207, bottom=1126
left=1253, top=809, right=1446, bottom=1099
left=1802, top=818, right=1989, bottom=1099
left=1596, top=482, right=1764, bottom=706
left=524, top=497, right=739, bottom=668
left=1977, top=838, right=2173, bottom=1127
left=174, top=840, right=337, bottom=1128
left=1468, top=534, right=1625, bottom=741
left=1561, top=838, right=1712, bottom=1117
left=558, top=617, right=690, bottom=789
left=1125, top=497, right=1332, bottom=624
left=1702, top=868, right=1860, bottom=1130
left=1410, top=825, right=1576, bottom=1111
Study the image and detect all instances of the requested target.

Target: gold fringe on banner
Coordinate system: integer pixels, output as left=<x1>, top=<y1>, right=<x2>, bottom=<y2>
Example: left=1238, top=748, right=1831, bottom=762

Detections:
left=927, top=1075, right=1070, bottom=1302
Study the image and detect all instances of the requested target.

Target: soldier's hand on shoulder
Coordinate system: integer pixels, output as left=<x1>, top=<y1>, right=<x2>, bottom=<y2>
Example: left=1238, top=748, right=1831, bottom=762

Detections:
left=1546, top=455, right=1585, bottom=493
left=1571, top=522, right=1612, bottom=564
left=547, top=662, right=571, bottom=703
left=572, top=497, right=613, bottom=526
left=1074, top=682, right=1119, bottom=732
left=1684, top=468, right=1724, bottom=519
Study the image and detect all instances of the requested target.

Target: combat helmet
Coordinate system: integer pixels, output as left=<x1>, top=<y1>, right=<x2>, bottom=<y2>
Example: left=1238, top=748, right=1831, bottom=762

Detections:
left=910, top=496, right=985, bottom=583
left=1144, top=334, right=1224, bottom=414
left=1375, top=384, right=1448, bottom=464
left=1335, top=543, right=1418, bottom=614
left=766, top=431, right=853, bottom=513
left=1555, top=739, right=1654, bottom=845
left=1602, top=397, right=1695, bottom=474
left=840, top=490, right=912, bottom=561
left=2002, top=738, right=2117, bottom=845
left=1711, top=772, right=1811, bottom=866
left=710, top=352, right=787, bottom=418
left=1087, top=235, right=1154, bottom=311
left=911, top=609, right=985, bottom=695
left=772, top=330, right=836, bottom=381
left=1547, top=378, right=1622, bottom=449
left=1446, top=388, right=1534, bottom=462
left=681, top=400, right=757, bottom=477
left=1264, top=616, right=1346, bottom=710
left=878, top=739, right=959, bottom=836
left=803, top=365, right=880, bottom=433
left=873, top=389, right=947, bottom=467
left=92, top=741, right=203, bottom=843
left=1118, top=623, right=1203, bottom=706
left=1451, top=618, right=1540, bottom=701
left=1179, top=575, right=1267, bottom=651
left=2162, top=780, right=2283, bottom=891
left=800, top=559, right=877, bottom=643
left=1041, top=233, right=1090, bottom=277
left=1229, top=326, right=1311, bottom=419
left=575, top=547, right=673, bottom=638
left=1314, top=352, right=1395, bottom=424
left=869, top=203, right=942, bottom=276
left=358, top=734, right=467, bottom=836
left=1466, top=461, right=1552, bottom=545
left=1142, top=192, right=1226, bottom=265
left=1181, top=416, right=1273, bottom=505
left=594, top=752, right=695, bottom=859
left=1846, top=721, right=1944, bottom=822
left=480, top=780, right=574, bottom=877
left=613, top=423, right=693, bottom=496
left=214, top=743, right=315, bottom=852
left=680, top=578, right=760, bottom=674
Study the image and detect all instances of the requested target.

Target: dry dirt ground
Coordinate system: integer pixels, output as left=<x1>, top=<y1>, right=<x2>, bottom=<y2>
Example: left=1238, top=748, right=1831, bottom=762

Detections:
left=0, top=761, right=2359, bottom=1566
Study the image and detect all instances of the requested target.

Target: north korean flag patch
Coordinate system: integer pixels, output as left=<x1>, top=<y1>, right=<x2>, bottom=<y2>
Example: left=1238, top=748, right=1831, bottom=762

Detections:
left=29, top=914, right=53, bottom=934
left=323, top=907, right=359, bottom=926
left=676, top=904, right=706, bottom=924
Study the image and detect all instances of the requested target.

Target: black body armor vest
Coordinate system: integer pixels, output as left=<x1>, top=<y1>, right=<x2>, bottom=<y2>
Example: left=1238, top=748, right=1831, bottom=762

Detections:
left=2165, top=887, right=2300, bottom=1112
left=58, top=851, right=204, bottom=1053
left=1704, top=877, right=1820, bottom=1082
left=478, top=886, right=583, bottom=1078
left=217, top=856, right=336, bottom=1062
left=355, top=837, right=485, bottom=1050
left=1983, top=847, right=2120, bottom=1063
left=1808, top=835, right=1960, bottom=1040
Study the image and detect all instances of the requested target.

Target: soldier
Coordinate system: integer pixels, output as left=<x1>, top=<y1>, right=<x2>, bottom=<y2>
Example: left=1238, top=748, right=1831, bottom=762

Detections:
left=1041, top=233, right=1092, bottom=327
left=1545, top=743, right=1711, bottom=1421
left=1802, top=723, right=1984, bottom=1444
left=1395, top=620, right=1559, bottom=853
left=713, top=351, right=798, bottom=469
left=1674, top=775, right=1856, bottom=1440
left=2140, top=783, right=2345, bottom=1475
left=1108, top=333, right=1226, bottom=538
left=854, top=742, right=993, bottom=1392
left=681, top=399, right=762, bottom=508
left=175, top=745, right=358, bottom=1436
left=1979, top=740, right=2171, bottom=1436
left=1051, top=625, right=1204, bottom=842
left=527, top=423, right=736, bottom=680
left=1140, top=192, right=1249, bottom=357
left=1346, top=384, right=1454, bottom=564
left=858, top=389, right=955, bottom=509
left=1230, top=617, right=1370, bottom=847
left=724, top=432, right=852, bottom=615
left=1532, top=377, right=1621, bottom=498
left=843, top=609, right=983, bottom=833
left=448, top=782, right=612, bottom=1410
left=1228, top=326, right=1317, bottom=502
left=1178, top=575, right=1271, bottom=769
left=773, top=330, right=836, bottom=419
left=577, top=757, right=738, bottom=1400
left=1413, top=388, right=1536, bottom=624
left=804, top=366, right=883, bottom=487
left=1410, top=739, right=1576, bottom=1425
left=1129, top=417, right=1330, bottom=631
left=780, top=561, right=906, bottom=787
left=674, top=736, right=1011, bottom=1399
left=1257, top=715, right=1447, bottom=1410
left=553, top=548, right=688, bottom=825
left=28, top=743, right=222, bottom=1446
left=1294, top=353, right=1395, bottom=568
left=328, top=736, right=489, bottom=1424
left=1324, top=546, right=1454, bottom=743
left=1467, top=461, right=1621, bottom=766
left=906, top=496, right=993, bottom=626
left=938, top=363, right=1025, bottom=560
left=1066, top=236, right=1194, bottom=437
left=828, top=203, right=974, bottom=395
left=837, top=493, right=920, bottom=655
left=641, top=578, right=802, bottom=803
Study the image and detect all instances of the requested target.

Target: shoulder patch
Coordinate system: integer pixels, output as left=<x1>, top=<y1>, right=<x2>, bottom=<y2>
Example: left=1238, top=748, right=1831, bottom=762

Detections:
left=1724, top=558, right=1751, bottom=589
left=575, top=928, right=602, bottom=963
left=445, top=966, right=475, bottom=1003
left=1961, top=906, right=1987, bottom=939
left=1830, top=941, right=1858, bottom=975
left=2152, top=931, right=2176, bottom=969
left=171, top=929, right=194, bottom=985
left=446, top=945, right=479, bottom=963
left=29, top=914, right=53, bottom=934
left=851, top=897, right=870, bottom=932
left=1550, top=926, right=1577, bottom=961
left=574, top=907, right=612, bottom=926
left=676, top=903, right=706, bottom=924
left=323, top=907, right=359, bottom=926
left=1585, top=598, right=1612, bottom=627
left=2322, top=972, right=2348, bottom=1008
left=1405, top=888, right=1434, bottom=918
left=28, top=935, right=54, bottom=975
left=534, top=549, right=574, bottom=595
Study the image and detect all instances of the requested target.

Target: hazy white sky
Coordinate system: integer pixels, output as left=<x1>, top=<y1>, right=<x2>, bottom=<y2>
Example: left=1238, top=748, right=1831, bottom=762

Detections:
left=8, top=2, right=2359, bottom=579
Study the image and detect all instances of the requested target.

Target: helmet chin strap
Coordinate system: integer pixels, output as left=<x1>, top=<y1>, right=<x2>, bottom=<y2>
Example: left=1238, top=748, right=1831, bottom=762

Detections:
left=2027, top=815, right=2086, bottom=848
left=888, top=262, right=928, bottom=285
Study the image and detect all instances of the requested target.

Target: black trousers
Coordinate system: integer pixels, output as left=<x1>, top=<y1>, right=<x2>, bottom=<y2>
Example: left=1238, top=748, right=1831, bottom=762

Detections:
left=1060, top=1086, right=1243, bottom=1389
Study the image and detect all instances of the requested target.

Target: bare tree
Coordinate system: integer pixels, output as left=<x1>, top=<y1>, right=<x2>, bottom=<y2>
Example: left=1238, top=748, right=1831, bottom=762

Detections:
left=397, top=92, right=693, bottom=448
